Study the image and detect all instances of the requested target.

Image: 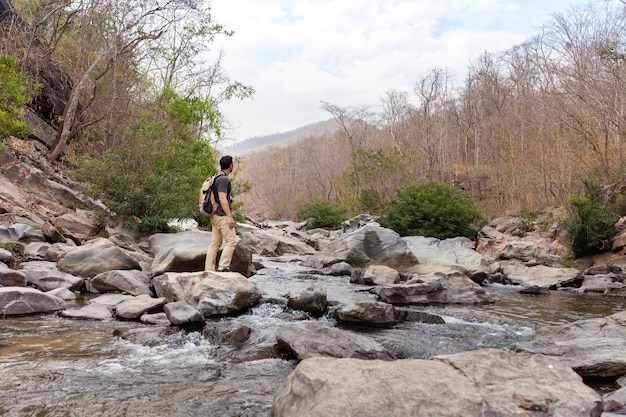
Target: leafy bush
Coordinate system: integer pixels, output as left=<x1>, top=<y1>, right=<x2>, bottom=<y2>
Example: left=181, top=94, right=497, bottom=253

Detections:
left=77, top=134, right=216, bottom=222
left=0, top=54, right=39, bottom=138
left=380, top=182, right=486, bottom=239
left=298, top=200, right=345, bottom=229
left=562, top=180, right=619, bottom=258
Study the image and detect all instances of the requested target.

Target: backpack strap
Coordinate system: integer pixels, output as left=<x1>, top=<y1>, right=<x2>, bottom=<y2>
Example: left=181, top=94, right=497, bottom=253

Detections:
left=212, top=172, right=226, bottom=210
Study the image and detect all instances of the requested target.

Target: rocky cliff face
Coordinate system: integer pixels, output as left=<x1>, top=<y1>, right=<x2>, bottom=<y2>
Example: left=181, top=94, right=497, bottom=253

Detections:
left=0, top=137, right=104, bottom=244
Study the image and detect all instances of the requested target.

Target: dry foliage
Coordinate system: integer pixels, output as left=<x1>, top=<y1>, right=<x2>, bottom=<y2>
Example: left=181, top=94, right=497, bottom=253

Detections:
left=237, top=2, right=626, bottom=220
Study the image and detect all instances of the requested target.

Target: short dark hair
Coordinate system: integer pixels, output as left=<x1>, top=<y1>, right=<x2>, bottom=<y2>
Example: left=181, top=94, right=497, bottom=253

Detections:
left=219, top=155, right=233, bottom=170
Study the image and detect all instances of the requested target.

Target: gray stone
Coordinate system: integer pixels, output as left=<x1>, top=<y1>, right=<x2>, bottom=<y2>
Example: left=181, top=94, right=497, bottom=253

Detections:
left=0, top=265, right=26, bottom=287
left=334, top=300, right=396, bottom=326
left=21, top=263, right=84, bottom=291
left=373, top=271, right=493, bottom=305
left=305, top=224, right=419, bottom=270
left=350, top=264, right=399, bottom=285
left=275, top=322, right=392, bottom=361
left=115, top=294, right=166, bottom=320
left=61, top=303, right=112, bottom=320
left=287, top=286, right=327, bottom=316
left=57, top=238, right=141, bottom=278
left=163, top=301, right=205, bottom=326
left=271, top=349, right=601, bottom=417
left=87, top=270, right=151, bottom=295
left=514, top=311, right=626, bottom=377
left=153, top=271, right=262, bottom=318
left=0, top=286, right=65, bottom=316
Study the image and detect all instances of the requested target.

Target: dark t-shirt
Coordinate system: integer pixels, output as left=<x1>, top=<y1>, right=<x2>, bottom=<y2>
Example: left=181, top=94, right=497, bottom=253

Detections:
left=213, top=174, right=231, bottom=216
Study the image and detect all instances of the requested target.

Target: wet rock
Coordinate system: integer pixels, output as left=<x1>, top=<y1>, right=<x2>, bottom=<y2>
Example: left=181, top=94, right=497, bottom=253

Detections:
left=228, top=325, right=252, bottom=346
left=163, top=301, right=205, bottom=327
left=61, top=302, right=112, bottom=320
left=350, top=265, right=400, bottom=286
left=115, top=294, right=166, bottom=320
left=275, top=322, right=393, bottom=361
left=0, top=286, right=65, bottom=316
left=57, top=238, right=141, bottom=278
left=335, top=300, right=396, bottom=326
left=513, top=310, right=626, bottom=377
left=287, top=286, right=327, bottom=316
left=271, top=349, right=601, bottom=417
left=518, top=285, right=551, bottom=295
left=87, top=270, right=151, bottom=296
left=153, top=271, right=262, bottom=318
left=373, top=271, right=493, bottom=305
left=393, top=308, right=445, bottom=324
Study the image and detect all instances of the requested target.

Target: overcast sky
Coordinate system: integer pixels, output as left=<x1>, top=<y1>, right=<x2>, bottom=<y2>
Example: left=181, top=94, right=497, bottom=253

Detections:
left=211, top=0, right=584, bottom=142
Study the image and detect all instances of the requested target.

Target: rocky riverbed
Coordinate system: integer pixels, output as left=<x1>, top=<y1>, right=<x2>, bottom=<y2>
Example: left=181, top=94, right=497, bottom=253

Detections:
left=3, top=140, right=626, bottom=415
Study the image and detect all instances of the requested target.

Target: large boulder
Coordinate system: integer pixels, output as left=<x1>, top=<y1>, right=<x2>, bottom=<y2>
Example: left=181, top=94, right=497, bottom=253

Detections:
left=477, top=224, right=570, bottom=264
left=153, top=271, right=262, bottom=318
left=149, top=231, right=254, bottom=277
left=0, top=286, right=65, bottom=316
left=0, top=223, right=45, bottom=243
left=20, top=261, right=84, bottom=291
left=114, top=294, right=167, bottom=320
left=271, top=349, right=601, bottom=417
left=496, top=260, right=581, bottom=289
left=373, top=271, right=493, bottom=305
left=514, top=310, right=626, bottom=377
left=403, top=236, right=488, bottom=279
left=87, top=270, right=151, bottom=296
left=275, top=322, right=393, bottom=361
left=303, top=224, right=419, bottom=270
left=238, top=225, right=317, bottom=256
left=57, top=238, right=141, bottom=278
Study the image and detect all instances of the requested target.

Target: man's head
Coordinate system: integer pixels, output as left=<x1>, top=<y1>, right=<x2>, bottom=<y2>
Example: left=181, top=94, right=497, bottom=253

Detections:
left=220, top=155, right=233, bottom=170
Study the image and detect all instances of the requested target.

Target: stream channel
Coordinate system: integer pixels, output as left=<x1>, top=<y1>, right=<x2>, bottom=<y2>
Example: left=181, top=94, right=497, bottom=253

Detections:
left=1, top=255, right=624, bottom=416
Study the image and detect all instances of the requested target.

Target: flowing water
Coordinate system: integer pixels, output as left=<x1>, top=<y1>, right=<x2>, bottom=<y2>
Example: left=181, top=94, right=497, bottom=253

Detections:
left=1, top=256, right=625, bottom=416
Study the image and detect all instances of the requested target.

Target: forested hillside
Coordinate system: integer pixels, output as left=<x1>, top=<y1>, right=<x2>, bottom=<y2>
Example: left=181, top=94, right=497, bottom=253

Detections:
left=0, top=0, right=252, bottom=225
left=236, top=1, right=626, bottom=221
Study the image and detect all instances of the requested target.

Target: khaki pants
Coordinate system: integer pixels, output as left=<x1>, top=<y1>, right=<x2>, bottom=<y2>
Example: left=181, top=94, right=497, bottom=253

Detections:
left=205, top=214, right=237, bottom=271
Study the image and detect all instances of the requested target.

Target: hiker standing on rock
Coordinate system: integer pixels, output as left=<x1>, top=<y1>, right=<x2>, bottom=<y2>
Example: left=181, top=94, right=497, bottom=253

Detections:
left=205, top=155, right=237, bottom=272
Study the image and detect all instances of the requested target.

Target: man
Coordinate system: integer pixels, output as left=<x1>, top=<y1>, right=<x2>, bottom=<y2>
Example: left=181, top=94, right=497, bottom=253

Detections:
left=205, top=155, right=237, bottom=272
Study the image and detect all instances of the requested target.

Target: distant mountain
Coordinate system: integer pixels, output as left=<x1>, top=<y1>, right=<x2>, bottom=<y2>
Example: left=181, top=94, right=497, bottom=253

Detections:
left=227, top=119, right=338, bottom=155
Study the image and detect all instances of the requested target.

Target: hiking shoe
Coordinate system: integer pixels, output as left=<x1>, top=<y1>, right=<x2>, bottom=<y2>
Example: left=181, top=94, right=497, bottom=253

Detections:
left=218, top=268, right=230, bottom=272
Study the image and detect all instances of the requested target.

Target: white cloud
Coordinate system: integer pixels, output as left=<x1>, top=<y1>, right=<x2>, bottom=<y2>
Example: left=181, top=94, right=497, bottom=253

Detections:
left=210, top=0, right=583, bottom=141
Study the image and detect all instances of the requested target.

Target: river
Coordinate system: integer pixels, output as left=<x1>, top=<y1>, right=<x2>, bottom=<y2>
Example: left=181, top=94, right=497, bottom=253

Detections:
left=1, top=255, right=624, bottom=416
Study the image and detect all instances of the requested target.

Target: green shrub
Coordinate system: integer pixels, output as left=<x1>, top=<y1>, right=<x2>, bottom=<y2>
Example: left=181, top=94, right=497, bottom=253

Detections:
left=137, top=216, right=177, bottom=234
left=0, top=241, right=22, bottom=254
left=77, top=134, right=215, bottom=221
left=298, top=200, right=344, bottom=229
left=0, top=54, right=40, bottom=138
left=380, top=181, right=486, bottom=239
left=562, top=180, right=619, bottom=258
